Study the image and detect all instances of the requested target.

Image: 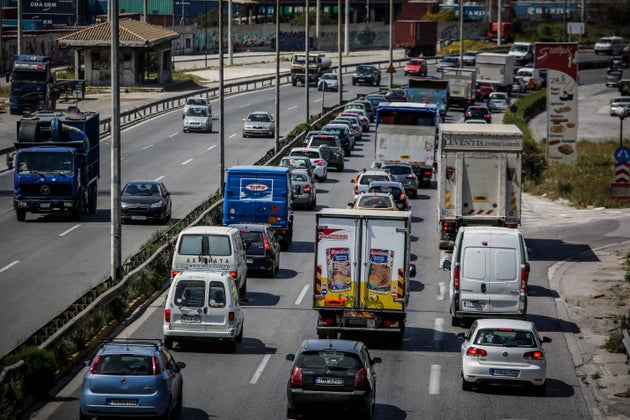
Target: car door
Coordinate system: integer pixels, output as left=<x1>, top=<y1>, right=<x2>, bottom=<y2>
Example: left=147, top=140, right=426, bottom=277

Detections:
left=485, top=244, right=521, bottom=314
left=458, top=244, right=491, bottom=313
left=169, top=279, right=208, bottom=333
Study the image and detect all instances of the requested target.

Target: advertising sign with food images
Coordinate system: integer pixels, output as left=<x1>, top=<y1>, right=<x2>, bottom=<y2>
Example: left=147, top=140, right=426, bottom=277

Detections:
left=367, top=249, right=394, bottom=292
left=326, top=248, right=352, bottom=292
left=535, top=42, right=579, bottom=163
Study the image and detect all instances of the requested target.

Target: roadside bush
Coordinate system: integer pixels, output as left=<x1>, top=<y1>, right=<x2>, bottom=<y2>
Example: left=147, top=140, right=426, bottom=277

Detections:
left=4, top=347, right=55, bottom=400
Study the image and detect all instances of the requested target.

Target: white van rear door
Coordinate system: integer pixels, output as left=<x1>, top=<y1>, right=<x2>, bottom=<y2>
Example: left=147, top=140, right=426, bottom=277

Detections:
left=487, top=247, right=521, bottom=313
left=459, top=246, right=491, bottom=312
left=170, top=279, right=207, bottom=332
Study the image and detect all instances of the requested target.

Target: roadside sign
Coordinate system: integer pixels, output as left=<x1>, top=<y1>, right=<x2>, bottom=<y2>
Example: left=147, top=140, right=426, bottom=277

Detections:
left=614, top=146, right=630, bottom=163
left=386, top=64, right=396, bottom=74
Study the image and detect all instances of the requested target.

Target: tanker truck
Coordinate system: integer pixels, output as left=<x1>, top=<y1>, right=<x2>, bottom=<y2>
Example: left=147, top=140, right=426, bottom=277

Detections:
left=291, top=53, right=332, bottom=86
left=13, top=107, right=100, bottom=221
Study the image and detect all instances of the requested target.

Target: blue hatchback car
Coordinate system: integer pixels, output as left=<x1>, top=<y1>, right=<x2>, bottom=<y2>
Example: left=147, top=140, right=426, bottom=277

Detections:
left=80, top=339, right=185, bottom=420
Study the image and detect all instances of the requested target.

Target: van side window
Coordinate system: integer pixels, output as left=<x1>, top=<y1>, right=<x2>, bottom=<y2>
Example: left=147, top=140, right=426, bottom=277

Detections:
left=208, top=235, right=231, bottom=256
left=179, top=234, right=203, bottom=255
left=208, top=281, right=226, bottom=307
left=174, top=280, right=205, bottom=307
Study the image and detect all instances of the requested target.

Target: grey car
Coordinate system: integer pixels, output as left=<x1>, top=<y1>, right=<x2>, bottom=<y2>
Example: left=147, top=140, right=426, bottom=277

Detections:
left=487, top=92, right=509, bottom=113
left=290, top=168, right=317, bottom=210
left=243, top=111, right=275, bottom=138
left=183, top=105, right=212, bottom=133
left=80, top=339, right=185, bottom=420
left=381, top=162, right=419, bottom=198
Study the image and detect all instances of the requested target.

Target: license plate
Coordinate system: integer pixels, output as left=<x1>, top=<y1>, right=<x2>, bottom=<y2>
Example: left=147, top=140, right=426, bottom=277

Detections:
left=490, top=369, right=519, bottom=377
left=462, top=300, right=482, bottom=308
left=40, top=203, right=51, bottom=209
left=246, top=258, right=253, bottom=264
left=315, top=376, right=343, bottom=385
left=346, top=317, right=367, bottom=325
left=131, top=215, right=147, bottom=220
left=108, top=399, right=138, bottom=406
left=181, top=315, right=201, bottom=323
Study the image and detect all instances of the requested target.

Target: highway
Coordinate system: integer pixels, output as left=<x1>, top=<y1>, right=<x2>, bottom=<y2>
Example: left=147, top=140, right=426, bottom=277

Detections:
left=4, top=59, right=629, bottom=419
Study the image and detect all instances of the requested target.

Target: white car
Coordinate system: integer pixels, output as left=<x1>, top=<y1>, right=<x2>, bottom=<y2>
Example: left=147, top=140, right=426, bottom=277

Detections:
left=352, top=169, right=393, bottom=201
left=610, top=97, right=630, bottom=116
left=242, top=111, right=275, bottom=138
left=183, top=105, right=212, bottom=133
left=317, top=73, right=338, bottom=91
left=457, top=319, right=552, bottom=395
left=487, top=92, right=509, bottom=113
left=183, top=97, right=211, bottom=119
left=288, top=147, right=328, bottom=181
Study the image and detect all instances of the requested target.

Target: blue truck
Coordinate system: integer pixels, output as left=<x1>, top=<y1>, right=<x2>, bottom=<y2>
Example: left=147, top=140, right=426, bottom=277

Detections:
left=405, top=78, right=450, bottom=119
left=13, top=107, right=100, bottom=221
left=223, top=166, right=294, bottom=250
left=8, top=55, right=57, bottom=115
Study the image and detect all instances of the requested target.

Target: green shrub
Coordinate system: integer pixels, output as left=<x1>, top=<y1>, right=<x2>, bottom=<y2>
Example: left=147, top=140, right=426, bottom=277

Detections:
left=4, top=347, right=55, bottom=399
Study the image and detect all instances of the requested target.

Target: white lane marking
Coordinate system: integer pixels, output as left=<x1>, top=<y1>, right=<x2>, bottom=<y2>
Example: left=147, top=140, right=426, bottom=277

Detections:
left=437, top=282, right=446, bottom=300
left=295, top=284, right=310, bottom=306
left=433, top=318, right=444, bottom=342
left=60, top=225, right=81, bottom=237
left=207, top=145, right=217, bottom=151
left=240, top=103, right=252, bottom=108
left=181, top=159, right=193, bottom=165
left=142, top=144, right=154, bottom=150
left=313, top=98, right=322, bottom=103
left=287, top=105, right=298, bottom=110
left=169, top=132, right=178, bottom=138
left=155, top=176, right=165, bottom=181
left=429, top=364, right=441, bottom=395
left=250, top=354, right=272, bottom=384
left=228, top=133, right=237, bottom=139
left=0, top=261, right=20, bottom=274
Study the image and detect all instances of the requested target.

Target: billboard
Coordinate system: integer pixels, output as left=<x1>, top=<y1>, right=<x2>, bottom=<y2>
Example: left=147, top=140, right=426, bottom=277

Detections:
left=535, top=43, right=579, bottom=163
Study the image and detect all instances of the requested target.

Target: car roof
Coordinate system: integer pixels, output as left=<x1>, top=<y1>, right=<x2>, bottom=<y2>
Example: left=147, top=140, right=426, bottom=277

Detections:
left=229, top=223, right=269, bottom=232
left=99, top=339, right=162, bottom=355
left=473, top=318, right=535, bottom=330
left=368, top=180, right=404, bottom=188
left=299, top=339, right=364, bottom=353
left=381, top=162, right=412, bottom=168
left=126, top=179, right=160, bottom=185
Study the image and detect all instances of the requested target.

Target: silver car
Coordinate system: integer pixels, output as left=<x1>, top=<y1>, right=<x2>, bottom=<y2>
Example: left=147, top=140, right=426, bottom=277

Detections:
left=183, top=105, right=212, bottom=133
left=487, top=92, right=509, bottom=113
left=380, top=162, right=419, bottom=199
left=183, top=97, right=211, bottom=119
left=317, top=73, right=339, bottom=91
left=243, top=111, right=275, bottom=138
left=457, top=319, right=552, bottom=395
left=290, top=168, right=317, bottom=210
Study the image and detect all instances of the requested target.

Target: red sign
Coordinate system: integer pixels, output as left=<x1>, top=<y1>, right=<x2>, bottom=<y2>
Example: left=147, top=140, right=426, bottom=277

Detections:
left=535, top=43, right=578, bottom=80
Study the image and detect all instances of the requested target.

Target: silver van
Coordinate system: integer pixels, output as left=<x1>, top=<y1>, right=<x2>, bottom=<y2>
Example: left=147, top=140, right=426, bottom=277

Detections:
left=443, top=226, right=529, bottom=326
left=171, top=226, right=248, bottom=296
left=163, top=271, right=244, bottom=350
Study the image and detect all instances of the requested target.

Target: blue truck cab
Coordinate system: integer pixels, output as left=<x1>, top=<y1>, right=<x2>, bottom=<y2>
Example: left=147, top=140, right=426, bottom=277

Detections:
left=13, top=107, right=100, bottom=221
left=8, top=55, right=55, bottom=115
left=223, top=166, right=294, bottom=250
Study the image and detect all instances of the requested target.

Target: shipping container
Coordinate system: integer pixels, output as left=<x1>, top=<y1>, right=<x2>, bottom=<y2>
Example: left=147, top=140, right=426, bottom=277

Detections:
left=400, top=2, right=439, bottom=19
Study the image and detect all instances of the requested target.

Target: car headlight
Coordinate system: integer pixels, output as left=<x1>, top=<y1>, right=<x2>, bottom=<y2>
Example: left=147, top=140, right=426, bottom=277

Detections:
left=150, top=200, right=164, bottom=208
left=184, top=119, right=190, bottom=124
left=121, top=202, right=129, bottom=209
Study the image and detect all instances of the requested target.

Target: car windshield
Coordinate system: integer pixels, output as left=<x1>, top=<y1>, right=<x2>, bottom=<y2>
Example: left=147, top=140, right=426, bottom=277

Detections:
left=321, top=74, right=337, bottom=80
left=369, top=186, right=402, bottom=197
left=122, top=183, right=161, bottom=196
left=94, top=354, right=156, bottom=376
left=473, top=328, right=536, bottom=347
left=298, top=351, right=362, bottom=370
left=240, top=230, right=264, bottom=243
left=187, top=108, right=207, bottom=117
left=360, top=174, right=390, bottom=185
left=358, top=195, right=392, bottom=208
left=281, top=158, right=308, bottom=169
left=174, top=280, right=206, bottom=307
left=248, top=113, right=271, bottom=122
left=187, top=99, right=206, bottom=106
left=384, top=166, right=411, bottom=175
left=510, top=44, right=530, bottom=52
left=357, top=65, right=372, bottom=72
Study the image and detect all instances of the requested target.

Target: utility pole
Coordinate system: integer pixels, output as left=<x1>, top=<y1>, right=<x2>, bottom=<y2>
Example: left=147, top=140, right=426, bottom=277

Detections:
left=110, top=0, right=122, bottom=282
left=305, top=0, right=310, bottom=123
left=220, top=0, right=225, bottom=190
left=274, top=0, right=280, bottom=153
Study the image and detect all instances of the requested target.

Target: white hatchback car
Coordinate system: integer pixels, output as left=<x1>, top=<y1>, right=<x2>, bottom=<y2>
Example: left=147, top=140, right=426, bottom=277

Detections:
left=457, top=319, right=552, bottom=394
left=288, top=147, right=328, bottom=181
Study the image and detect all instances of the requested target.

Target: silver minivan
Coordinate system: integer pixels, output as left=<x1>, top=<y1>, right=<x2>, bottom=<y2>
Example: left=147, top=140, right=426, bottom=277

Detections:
left=443, top=226, right=529, bottom=326
left=163, top=271, right=244, bottom=350
left=171, top=226, right=248, bottom=296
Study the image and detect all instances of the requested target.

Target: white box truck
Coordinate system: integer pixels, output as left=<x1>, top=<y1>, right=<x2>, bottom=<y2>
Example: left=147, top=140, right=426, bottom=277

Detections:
left=442, top=67, right=477, bottom=109
left=437, top=124, right=523, bottom=250
left=475, top=53, right=515, bottom=92
left=313, top=208, right=416, bottom=343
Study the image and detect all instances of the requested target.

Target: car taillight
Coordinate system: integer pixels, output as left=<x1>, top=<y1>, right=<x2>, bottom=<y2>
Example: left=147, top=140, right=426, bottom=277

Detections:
left=262, top=233, right=271, bottom=251
left=303, top=183, right=311, bottom=194
left=171, top=270, right=180, bottom=279
left=354, top=183, right=359, bottom=193
left=229, top=271, right=238, bottom=279
left=151, top=356, right=161, bottom=375
left=89, top=354, right=102, bottom=374
left=382, top=320, right=400, bottom=328
left=291, top=365, right=303, bottom=386
left=520, top=266, right=528, bottom=293
left=453, top=264, right=460, bottom=290
left=307, top=169, right=313, bottom=177
left=465, top=113, right=470, bottom=118
left=466, top=347, right=487, bottom=357
left=317, top=316, right=336, bottom=326
left=524, top=350, right=545, bottom=360
left=354, top=368, right=367, bottom=388
left=485, top=114, right=491, bottom=119
left=229, top=311, right=235, bottom=322
left=399, top=193, right=406, bottom=200
left=314, top=159, right=323, bottom=166
left=165, top=309, right=171, bottom=323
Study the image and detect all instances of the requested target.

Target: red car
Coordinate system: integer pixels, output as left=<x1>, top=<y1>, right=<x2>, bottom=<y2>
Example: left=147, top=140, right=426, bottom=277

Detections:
left=475, top=82, right=495, bottom=101
left=404, top=58, right=428, bottom=77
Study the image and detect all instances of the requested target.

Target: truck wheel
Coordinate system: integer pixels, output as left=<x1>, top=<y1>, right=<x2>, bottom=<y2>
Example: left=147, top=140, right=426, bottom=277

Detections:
left=88, top=188, right=97, bottom=215
left=462, top=378, right=474, bottom=391
left=239, top=278, right=247, bottom=297
left=292, top=78, right=297, bottom=86
left=16, top=210, right=26, bottom=222
left=451, top=316, right=462, bottom=327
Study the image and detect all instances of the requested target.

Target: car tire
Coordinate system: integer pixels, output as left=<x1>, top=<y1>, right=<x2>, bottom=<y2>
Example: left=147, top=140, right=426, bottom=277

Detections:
left=164, top=337, right=174, bottom=349
left=236, top=322, right=244, bottom=342
left=16, top=209, right=26, bottom=222
left=239, top=278, right=247, bottom=297
left=352, top=80, right=356, bottom=86
left=79, top=410, right=90, bottom=420
left=462, top=378, right=474, bottom=391
left=532, top=382, right=546, bottom=396
left=451, top=316, right=462, bottom=327
left=287, top=407, right=299, bottom=419
left=158, top=402, right=172, bottom=420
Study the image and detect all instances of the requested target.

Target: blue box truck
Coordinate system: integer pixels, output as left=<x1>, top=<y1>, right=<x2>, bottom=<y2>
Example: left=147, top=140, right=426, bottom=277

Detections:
left=223, top=166, right=294, bottom=250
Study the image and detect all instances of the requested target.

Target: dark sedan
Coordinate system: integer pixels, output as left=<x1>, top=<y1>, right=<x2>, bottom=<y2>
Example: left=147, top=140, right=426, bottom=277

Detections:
left=230, top=223, right=281, bottom=277
left=352, top=64, right=381, bottom=86
left=121, top=180, right=172, bottom=224
left=286, top=339, right=381, bottom=419
left=464, top=105, right=492, bottom=124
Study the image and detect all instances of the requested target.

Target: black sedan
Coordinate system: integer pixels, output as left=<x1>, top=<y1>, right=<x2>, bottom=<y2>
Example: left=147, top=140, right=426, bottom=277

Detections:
left=286, top=339, right=381, bottom=419
left=230, top=223, right=281, bottom=277
left=352, top=64, right=381, bottom=86
left=120, top=180, right=172, bottom=224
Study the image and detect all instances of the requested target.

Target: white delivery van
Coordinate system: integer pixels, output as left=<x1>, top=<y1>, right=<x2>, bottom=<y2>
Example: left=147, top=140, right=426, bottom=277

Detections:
left=443, top=226, right=529, bottom=326
left=171, top=226, right=248, bottom=296
left=163, top=271, right=244, bottom=350
left=515, top=67, right=544, bottom=90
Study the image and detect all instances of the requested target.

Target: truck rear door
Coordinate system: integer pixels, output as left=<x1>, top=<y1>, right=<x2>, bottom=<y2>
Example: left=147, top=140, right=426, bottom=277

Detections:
left=359, top=216, right=408, bottom=311
left=314, top=216, right=360, bottom=309
left=459, top=153, right=505, bottom=219
left=225, top=172, right=284, bottom=225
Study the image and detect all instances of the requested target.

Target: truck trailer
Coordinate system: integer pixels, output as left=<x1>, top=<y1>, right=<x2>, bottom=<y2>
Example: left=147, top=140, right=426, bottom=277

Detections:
left=13, top=107, right=100, bottom=221
left=313, top=208, right=416, bottom=343
left=394, top=20, right=438, bottom=57
left=475, top=53, right=515, bottom=92
left=437, top=124, right=523, bottom=250
left=441, top=67, right=476, bottom=110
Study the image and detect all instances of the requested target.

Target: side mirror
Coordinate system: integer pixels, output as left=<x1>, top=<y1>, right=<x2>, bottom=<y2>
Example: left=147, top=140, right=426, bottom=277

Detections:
left=371, top=357, right=382, bottom=365
left=541, top=336, right=552, bottom=344
left=409, top=264, right=416, bottom=278
left=286, top=354, right=296, bottom=361
left=347, top=202, right=353, bottom=208
left=442, top=260, right=451, bottom=271
left=176, top=361, right=186, bottom=370
left=456, top=332, right=467, bottom=340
